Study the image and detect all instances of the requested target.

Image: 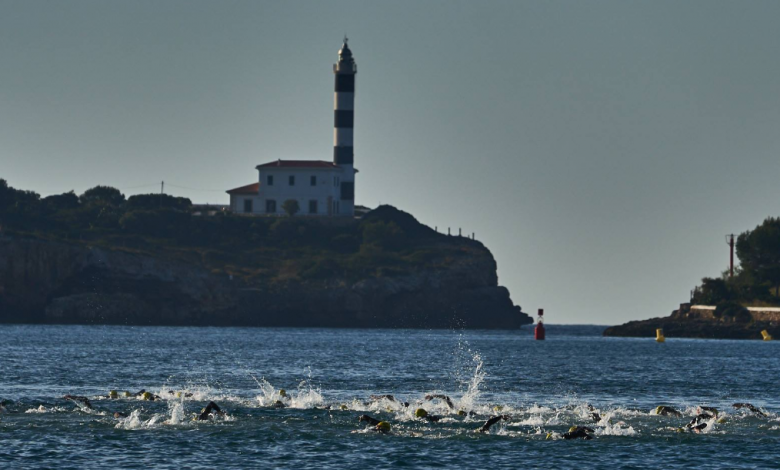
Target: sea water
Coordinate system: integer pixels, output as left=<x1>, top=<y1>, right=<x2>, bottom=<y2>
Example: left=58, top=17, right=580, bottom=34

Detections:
left=1, top=324, right=778, bottom=469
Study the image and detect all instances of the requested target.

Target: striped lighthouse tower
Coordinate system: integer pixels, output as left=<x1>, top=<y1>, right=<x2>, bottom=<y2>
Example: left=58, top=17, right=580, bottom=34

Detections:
left=333, top=37, right=357, bottom=215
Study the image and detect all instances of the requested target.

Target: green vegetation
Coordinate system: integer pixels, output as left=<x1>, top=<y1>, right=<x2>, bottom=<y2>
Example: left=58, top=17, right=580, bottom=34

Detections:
left=281, top=199, right=300, bottom=217
left=0, top=179, right=477, bottom=283
left=692, top=217, right=780, bottom=308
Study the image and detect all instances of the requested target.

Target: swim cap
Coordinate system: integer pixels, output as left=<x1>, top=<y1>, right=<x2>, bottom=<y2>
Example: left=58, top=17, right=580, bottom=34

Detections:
left=376, top=421, right=391, bottom=433
left=340, top=404, right=348, bottom=411
left=457, top=410, right=467, bottom=416
left=123, top=391, right=132, bottom=397
left=142, top=392, right=153, bottom=401
left=545, top=432, right=553, bottom=440
left=108, top=390, right=118, bottom=399
left=279, top=389, right=287, bottom=397
left=569, top=426, right=579, bottom=432
left=415, top=408, right=428, bottom=418
left=494, top=405, right=503, bottom=412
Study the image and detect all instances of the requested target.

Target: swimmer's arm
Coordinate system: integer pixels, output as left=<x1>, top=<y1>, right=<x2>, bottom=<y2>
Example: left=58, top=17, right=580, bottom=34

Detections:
left=478, top=415, right=509, bottom=433
left=358, top=415, right=381, bottom=426
left=424, top=394, right=455, bottom=409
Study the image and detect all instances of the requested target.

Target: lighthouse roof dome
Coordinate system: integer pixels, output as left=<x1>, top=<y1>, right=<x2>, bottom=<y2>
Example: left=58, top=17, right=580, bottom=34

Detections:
left=339, top=39, right=353, bottom=62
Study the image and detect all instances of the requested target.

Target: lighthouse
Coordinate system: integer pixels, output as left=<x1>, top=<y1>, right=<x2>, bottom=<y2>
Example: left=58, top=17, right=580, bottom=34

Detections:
left=333, top=37, right=357, bottom=215
left=227, top=39, right=360, bottom=217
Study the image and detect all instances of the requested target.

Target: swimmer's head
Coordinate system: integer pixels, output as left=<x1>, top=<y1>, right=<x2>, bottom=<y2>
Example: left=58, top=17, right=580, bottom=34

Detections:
left=415, top=408, right=428, bottom=418
left=457, top=410, right=467, bottom=417
left=340, top=404, right=348, bottom=411
left=376, top=421, right=391, bottom=433
left=123, top=391, right=132, bottom=397
left=141, top=392, right=153, bottom=401
left=278, top=389, right=287, bottom=398
left=493, top=405, right=504, bottom=412
left=108, top=390, right=118, bottom=399
left=568, top=426, right=579, bottom=432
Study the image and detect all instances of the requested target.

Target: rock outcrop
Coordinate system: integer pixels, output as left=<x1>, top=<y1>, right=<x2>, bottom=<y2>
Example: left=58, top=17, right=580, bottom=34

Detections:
left=603, top=303, right=780, bottom=340
left=0, top=235, right=531, bottom=329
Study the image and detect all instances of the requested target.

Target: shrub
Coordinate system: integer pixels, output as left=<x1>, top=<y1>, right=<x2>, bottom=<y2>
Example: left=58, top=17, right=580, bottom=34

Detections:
left=282, top=199, right=300, bottom=217
left=80, top=186, right=125, bottom=206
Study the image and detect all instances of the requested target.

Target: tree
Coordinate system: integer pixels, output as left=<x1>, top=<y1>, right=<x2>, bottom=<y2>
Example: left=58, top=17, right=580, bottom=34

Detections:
left=693, top=277, right=732, bottom=305
left=737, top=217, right=780, bottom=296
left=80, top=186, right=125, bottom=206
left=282, top=199, right=300, bottom=217
left=126, top=193, right=192, bottom=211
left=43, top=191, right=80, bottom=212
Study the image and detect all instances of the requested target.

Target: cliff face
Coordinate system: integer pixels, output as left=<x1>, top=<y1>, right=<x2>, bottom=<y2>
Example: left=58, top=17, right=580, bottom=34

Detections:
left=0, top=236, right=531, bottom=329
left=603, top=304, right=780, bottom=340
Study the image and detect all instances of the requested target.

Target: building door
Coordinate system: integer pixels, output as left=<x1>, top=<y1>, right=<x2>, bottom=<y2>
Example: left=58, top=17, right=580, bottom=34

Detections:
left=266, top=200, right=276, bottom=214
left=243, top=199, right=253, bottom=213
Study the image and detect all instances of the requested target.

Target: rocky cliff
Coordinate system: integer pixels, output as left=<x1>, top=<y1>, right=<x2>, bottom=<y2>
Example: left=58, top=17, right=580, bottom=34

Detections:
left=0, top=235, right=531, bottom=329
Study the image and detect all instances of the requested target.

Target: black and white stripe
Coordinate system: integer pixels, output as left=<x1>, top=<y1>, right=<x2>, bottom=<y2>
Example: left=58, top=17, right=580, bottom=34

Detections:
left=333, top=39, right=356, bottom=212
left=333, top=41, right=355, bottom=167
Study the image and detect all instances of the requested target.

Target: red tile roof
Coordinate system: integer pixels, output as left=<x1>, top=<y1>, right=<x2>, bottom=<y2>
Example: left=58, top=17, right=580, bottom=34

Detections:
left=255, top=160, right=340, bottom=169
left=226, top=182, right=259, bottom=195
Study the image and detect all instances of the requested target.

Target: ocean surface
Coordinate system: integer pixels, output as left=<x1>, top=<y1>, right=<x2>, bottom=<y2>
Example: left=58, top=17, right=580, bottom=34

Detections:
left=1, top=324, right=779, bottom=469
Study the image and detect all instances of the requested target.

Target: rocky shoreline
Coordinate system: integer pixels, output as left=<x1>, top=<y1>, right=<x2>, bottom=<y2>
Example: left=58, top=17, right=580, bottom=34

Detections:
left=0, top=236, right=531, bottom=329
left=603, top=303, right=780, bottom=340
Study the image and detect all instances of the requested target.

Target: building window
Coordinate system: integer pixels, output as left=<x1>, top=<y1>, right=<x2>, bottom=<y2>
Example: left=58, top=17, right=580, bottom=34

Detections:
left=309, top=200, right=318, bottom=214
left=310, top=175, right=317, bottom=186
left=340, top=181, right=354, bottom=200
left=243, top=199, right=253, bottom=213
left=289, top=175, right=295, bottom=186
left=267, top=175, right=274, bottom=186
left=266, top=200, right=276, bottom=213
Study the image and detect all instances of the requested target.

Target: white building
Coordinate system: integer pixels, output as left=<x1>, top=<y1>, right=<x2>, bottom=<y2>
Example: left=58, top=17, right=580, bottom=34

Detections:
left=227, top=39, right=358, bottom=217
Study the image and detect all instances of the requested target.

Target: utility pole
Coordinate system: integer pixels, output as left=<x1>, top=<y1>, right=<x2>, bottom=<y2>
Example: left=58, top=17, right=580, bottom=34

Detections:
left=160, top=181, right=164, bottom=208
left=726, top=234, right=735, bottom=278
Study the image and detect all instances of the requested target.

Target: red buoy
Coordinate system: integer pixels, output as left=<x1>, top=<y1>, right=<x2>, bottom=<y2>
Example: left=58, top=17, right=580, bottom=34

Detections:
left=534, top=308, right=545, bottom=340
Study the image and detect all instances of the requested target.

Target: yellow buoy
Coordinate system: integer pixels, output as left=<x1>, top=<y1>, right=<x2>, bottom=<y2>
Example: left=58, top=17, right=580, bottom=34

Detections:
left=656, top=328, right=665, bottom=343
left=761, top=330, right=773, bottom=341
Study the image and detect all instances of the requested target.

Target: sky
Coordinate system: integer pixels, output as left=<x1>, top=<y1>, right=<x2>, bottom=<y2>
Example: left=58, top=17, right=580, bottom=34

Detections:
left=2, top=0, right=780, bottom=325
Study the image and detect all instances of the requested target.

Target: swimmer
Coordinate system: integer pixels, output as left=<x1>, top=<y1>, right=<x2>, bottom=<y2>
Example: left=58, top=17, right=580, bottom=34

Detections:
left=369, top=395, right=410, bottom=408
left=698, top=406, right=718, bottom=416
left=0, top=399, right=10, bottom=413
left=133, top=390, right=161, bottom=401
left=63, top=395, right=93, bottom=410
left=197, top=401, right=225, bottom=421
left=113, top=412, right=128, bottom=419
left=414, top=408, right=442, bottom=422
left=686, top=413, right=713, bottom=433
left=563, top=426, right=595, bottom=440
left=358, top=415, right=391, bottom=433
left=424, top=394, right=455, bottom=410
left=167, top=390, right=194, bottom=398
left=477, top=415, right=510, bottom=433
left=359, top=414, right=382, bottom=426
left=654, top=406, right=682, bottom=417
left=587, top=404, right=602, bottom=423
left=732, top=403, right=766, bottom=417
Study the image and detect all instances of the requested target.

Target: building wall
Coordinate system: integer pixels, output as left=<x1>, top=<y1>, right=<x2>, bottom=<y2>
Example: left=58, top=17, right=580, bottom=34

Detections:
left=256, top=167, right=347, bottom=216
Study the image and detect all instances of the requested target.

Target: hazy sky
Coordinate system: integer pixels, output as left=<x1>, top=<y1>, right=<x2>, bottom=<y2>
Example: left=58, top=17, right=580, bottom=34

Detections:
left=2, top=1, right=780, bottom=325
